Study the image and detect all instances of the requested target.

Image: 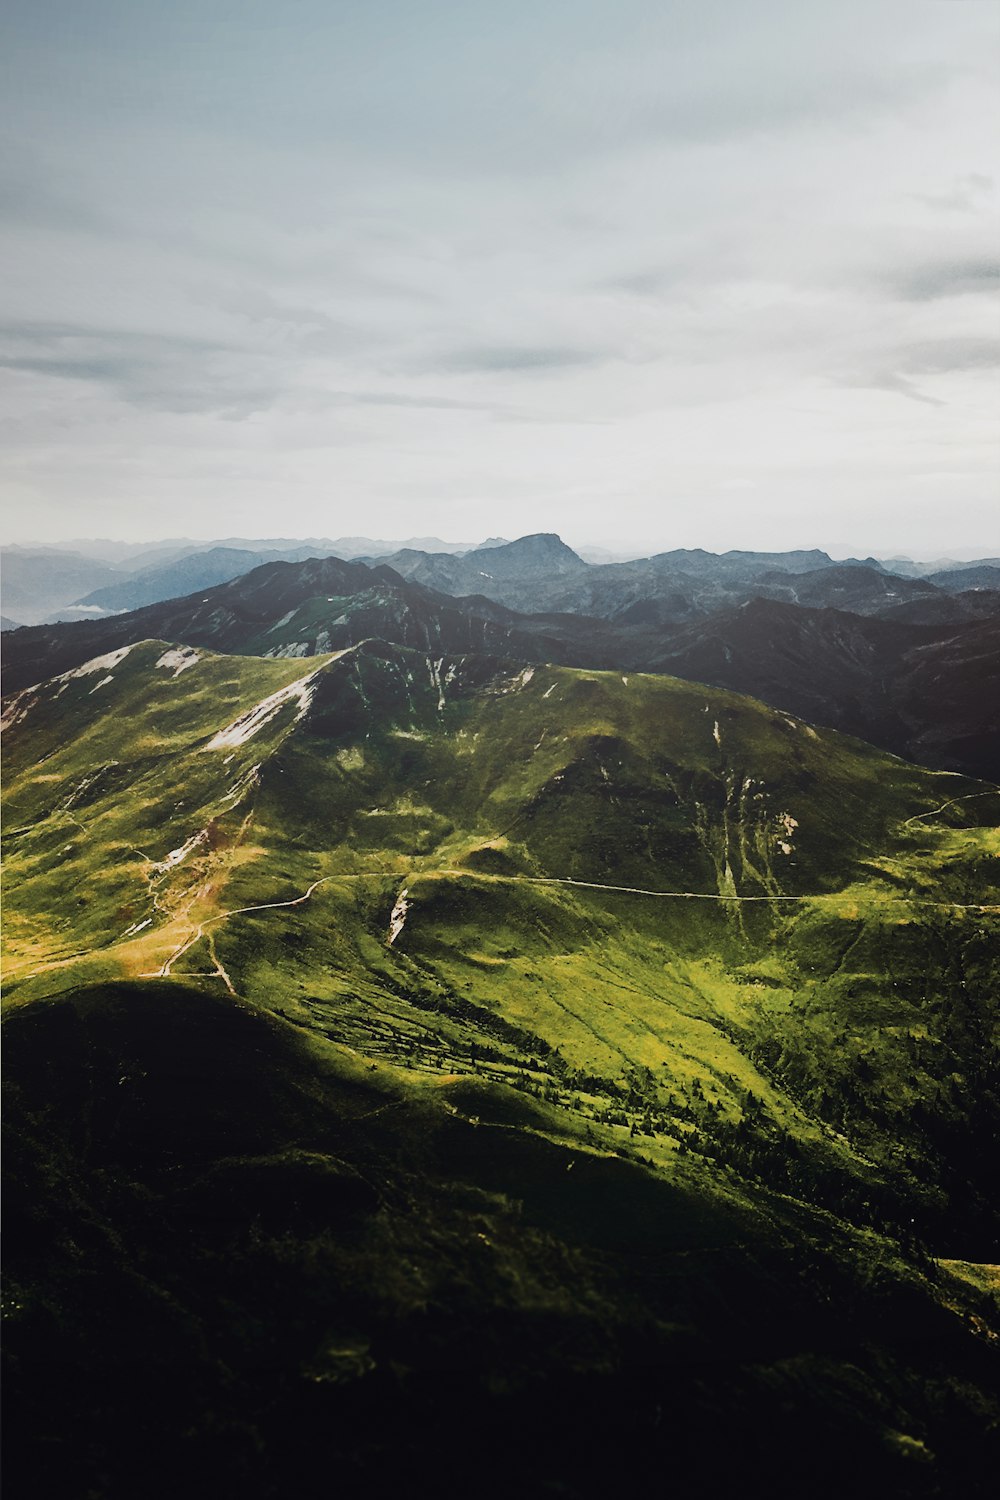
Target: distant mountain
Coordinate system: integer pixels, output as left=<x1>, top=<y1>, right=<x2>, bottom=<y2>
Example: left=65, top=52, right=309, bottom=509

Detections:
left=378, top=532, right=590, bottom=605
left=927, top=564, right=1000, bottom=593
left=382, top=541, right=994, bottom=629
left=2, top=535, right=519, bottom=625
left=468, top=535, right=512, bottom=550
left=5, top=553, right=998, bottom=778
left=1, top=548, right=123, bottom=626
left=881, top=553, right=1000, bottom=578
left=744, top=565, right=1000, bottom=626
left=56, top=545, right=329, bottom=620
left=1, top=614, right=22, bottom=631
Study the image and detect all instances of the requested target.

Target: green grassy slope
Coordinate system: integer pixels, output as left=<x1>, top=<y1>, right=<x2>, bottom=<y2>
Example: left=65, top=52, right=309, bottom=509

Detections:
left=4, top=980, right=999, bottom=1500
left=4, top=638, right=998, bottom=1250
left=4, top=636, right=1000, bottom=1496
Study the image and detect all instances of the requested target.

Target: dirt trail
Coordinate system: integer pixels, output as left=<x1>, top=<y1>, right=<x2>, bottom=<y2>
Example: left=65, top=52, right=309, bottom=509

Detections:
left=436, top=869, right=999, bottom=912
left=901, top=790, right=998, bottom=829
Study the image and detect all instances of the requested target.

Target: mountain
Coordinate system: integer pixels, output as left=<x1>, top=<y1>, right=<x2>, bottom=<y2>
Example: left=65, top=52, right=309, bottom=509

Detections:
left=1, top=547, right=123, bottom=626
left=642, top=600, right=1000, bottom=781
left=877, top=554, right=1000, bottom=578
left=4, top=637, right=998, bottom=1233
left=1, top=614, right=22, bottom=631
left=747, top=564, right=966, bottom=620
left=377, top=532, right=589, bottom=605
left=4, top=637, right=999, bottom=1495
left=928, top=564, right=1000, bottom=593
left=378, top=539, right=999, bottom=628
left=57, top=545, right=327, bottom=619
left=2, top=536, right=504, bottom=627
left=11, top=533, right=1000, bottom=631
left=5, top=555, right=998, bottom=777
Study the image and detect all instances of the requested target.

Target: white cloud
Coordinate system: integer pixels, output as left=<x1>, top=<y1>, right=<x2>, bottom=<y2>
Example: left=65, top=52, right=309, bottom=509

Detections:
left=0, top=0, right=997, bottom=553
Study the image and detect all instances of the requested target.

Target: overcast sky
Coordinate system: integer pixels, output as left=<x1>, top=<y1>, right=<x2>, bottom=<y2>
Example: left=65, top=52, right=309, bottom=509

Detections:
left=2, top=0, right=998, bottom=556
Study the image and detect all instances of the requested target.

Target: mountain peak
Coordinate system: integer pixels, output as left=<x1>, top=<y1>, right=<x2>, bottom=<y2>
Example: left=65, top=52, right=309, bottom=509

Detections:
left=474, top=533, right=587, bottom=574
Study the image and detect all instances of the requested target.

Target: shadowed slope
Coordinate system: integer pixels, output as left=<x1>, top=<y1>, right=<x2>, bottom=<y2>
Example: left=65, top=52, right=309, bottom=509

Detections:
left=4, top=980, right=999, bottom=1499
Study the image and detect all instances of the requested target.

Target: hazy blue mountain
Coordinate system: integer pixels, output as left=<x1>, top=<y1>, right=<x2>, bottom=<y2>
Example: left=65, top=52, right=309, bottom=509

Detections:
left=1, top=548, right=123, bottom=626
left=927, top=564, right=1000, bottom=592
left=56, top=546, right=328, bottom=619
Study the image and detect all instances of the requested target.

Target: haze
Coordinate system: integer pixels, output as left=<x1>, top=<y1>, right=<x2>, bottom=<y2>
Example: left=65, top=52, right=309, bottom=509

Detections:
left=2, top=0, right=998, bottom=555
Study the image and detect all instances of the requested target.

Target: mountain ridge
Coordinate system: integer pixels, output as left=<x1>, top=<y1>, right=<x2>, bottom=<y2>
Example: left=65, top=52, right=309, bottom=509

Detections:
left=5, top=552, right=998, bottom=777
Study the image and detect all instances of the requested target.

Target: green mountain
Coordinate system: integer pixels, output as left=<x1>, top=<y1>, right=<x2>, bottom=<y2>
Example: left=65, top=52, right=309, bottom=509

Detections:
left=5, top=553, right=999, bottom=777
left=4, top=637, right=999, bottom=1496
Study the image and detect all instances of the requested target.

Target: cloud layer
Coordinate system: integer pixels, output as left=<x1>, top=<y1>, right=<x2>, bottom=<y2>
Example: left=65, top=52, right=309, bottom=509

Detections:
left=2, top=0, right=998, bottom=553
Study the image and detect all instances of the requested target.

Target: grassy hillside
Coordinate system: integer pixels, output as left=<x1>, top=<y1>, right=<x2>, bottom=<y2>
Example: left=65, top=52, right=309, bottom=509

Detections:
left=4, top=635, right=1000, bottom=1495
left=5, top=979, right=1000, bottom=1500
left=4, top=638, right=998, bottom=1248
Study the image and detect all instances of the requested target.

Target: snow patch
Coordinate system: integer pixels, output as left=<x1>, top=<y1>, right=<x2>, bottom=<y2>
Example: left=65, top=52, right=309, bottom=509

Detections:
left=267, top=610, right=297, bottom=633
left=204, top=669, right=323, bottom=750
left=542, top=683, right=557, bottom=700
left=151, top=828, right=209, bottom=876
left=155, top=646, right=201, bottom=676
left=713, top=720, right=722, bottom=748
left=427, top=656, right=447, bottom=711
left=775, top=812, right=799, bottom=854
left=0, top=688, right=39, bottom=732
left=221, top=762, right=262, bottom=804
left=88, top=675, right=115, bottom=694
left=387, top=888, right=410, bottom=945
left=59, top=645, right=136, bottom=682
left=123, top=917, right=153, bottom=937
left=51, top=644, right=137, bottom=696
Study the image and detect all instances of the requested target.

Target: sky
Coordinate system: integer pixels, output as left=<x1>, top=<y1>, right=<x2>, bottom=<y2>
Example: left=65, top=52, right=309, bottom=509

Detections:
left=1, top=0, right=998, bottom=557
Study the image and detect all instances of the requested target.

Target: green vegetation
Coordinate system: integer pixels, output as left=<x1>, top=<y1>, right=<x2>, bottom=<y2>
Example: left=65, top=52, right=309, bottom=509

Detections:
left=3, top=637, right=999, bottom=1495
left=5, top=980, right=1000, bottom=1499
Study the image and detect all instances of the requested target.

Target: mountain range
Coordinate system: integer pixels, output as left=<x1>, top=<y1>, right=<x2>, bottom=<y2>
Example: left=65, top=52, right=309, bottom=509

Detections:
left=3, top=533, right=999, bottom=1498
left=0, top=535, right=502, bottom=626
left=4, top=531, right=998, bottom=628
left=5, top=538, right=999, bottom=778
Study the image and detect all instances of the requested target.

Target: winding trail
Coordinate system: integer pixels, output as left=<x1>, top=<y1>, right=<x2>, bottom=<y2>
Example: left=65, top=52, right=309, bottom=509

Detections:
left=145, top=875, right=336, bottom=980
left=901, top=790, right=999, bottom=830
left=11, top=859, right=996, bottom=991
left=433, top=869, right=1000, bottom=912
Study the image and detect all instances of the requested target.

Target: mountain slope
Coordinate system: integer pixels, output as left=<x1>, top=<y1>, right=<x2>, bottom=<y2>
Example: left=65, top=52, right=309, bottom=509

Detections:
left=8, top=976, right=999, bottom=1500
left=5, top=556, right=998, bottom=776
left=5, top=638, right=999, bottom=1498
left=5, top=638, right=998, bottom=1245
left=645, top=602, right=1000, bottom=781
